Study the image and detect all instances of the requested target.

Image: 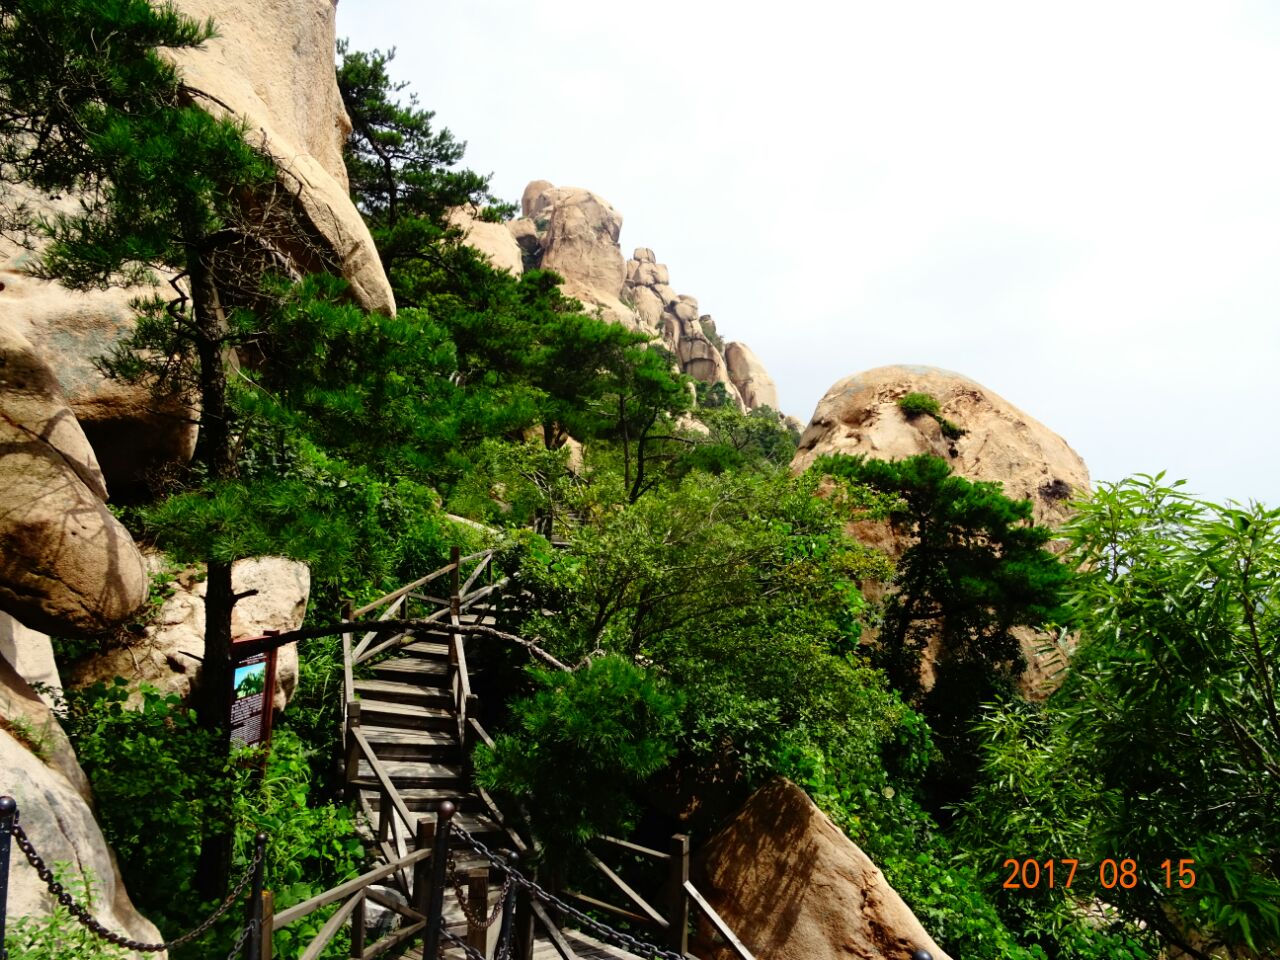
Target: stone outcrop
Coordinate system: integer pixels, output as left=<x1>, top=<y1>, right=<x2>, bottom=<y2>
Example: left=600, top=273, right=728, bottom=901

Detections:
left=70, top=556, right=308, bottom=712
left=793, top=365, right=1089, bottom=696
left=0, top=326, right=149, bottom=637
left=0, top=184, right=200, bottom=498
left=167, top=0, right=393, bottom=315
left=693, top=778, right=952, bottom=960
left=1, top=655, right=164, bottom=956
left=724, top=341, right=779, bottom=412
left=498, top=182, right=779, bottom=413
left=449, top=205, right=524, bottom=275
left=792, top=365, right=1088, bottom=528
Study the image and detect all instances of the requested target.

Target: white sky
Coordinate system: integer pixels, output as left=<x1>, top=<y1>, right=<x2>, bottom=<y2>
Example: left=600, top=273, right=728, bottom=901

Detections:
left=338, top=0, right=1280, bottom=508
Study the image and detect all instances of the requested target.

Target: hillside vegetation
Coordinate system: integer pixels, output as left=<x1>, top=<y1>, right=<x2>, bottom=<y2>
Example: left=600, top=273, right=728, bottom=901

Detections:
left=1, top=4, right=1276, bottom=959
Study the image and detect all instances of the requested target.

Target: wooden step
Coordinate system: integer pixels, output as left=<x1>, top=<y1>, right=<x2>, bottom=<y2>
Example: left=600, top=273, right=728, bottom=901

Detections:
left=400, top=639, right=450, bottom=659
left=359, top=725, right=460, bottom=761
left=357, top=698, right=454, bottom=731
left=355, top=678, right=452, bottom=708
left=368, top=787, right=483, bottom=811
left=355, top=757, right=462, bottom=787
left=371, top=658, right=450, bottom=683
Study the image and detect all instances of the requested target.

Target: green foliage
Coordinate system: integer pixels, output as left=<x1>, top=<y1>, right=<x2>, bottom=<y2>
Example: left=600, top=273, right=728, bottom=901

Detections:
left=898, top=392, right=942, bottom=418
left=6, top=866, right=131, bottom=960
left=953, top=475, right=1280, bottom=958
left=816, top=453, right=1072, bottom=807
left=474, top=655, right=683, bottom=858
left=897, top=392, right=966, bottom=439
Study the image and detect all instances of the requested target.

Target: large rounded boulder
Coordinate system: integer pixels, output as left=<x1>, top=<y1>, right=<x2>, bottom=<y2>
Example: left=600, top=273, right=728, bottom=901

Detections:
left=792, top=364, right=1088, bottom=527
left=0, top=326, right=148, bottom=638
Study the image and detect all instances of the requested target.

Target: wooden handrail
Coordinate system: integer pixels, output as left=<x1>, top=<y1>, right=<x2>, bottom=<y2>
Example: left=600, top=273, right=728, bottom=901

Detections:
left=298, top=889, right=365, bottom=960
left=352, top=560, right=466, bottom=618
left=683, top=880, right=756, bottom=960
left=272, top=847, right=432, bottom=928
left=585, top=851, right=669, bottom=929
left=597, top=835, right=670, bottom=861
left=351, top=727, right=416, bottom=837
left=459, top=552, right=492, bottom=598
left=353, top=593, right=406, bottom=660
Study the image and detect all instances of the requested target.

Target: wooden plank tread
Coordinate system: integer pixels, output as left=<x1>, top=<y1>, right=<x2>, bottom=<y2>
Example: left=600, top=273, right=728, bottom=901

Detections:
left=354, top=699, right=452, bottom=720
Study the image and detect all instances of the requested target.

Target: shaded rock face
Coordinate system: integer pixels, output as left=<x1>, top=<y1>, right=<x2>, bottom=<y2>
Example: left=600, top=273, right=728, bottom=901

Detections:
left=694, top=778, right=952, bottom=960
left=792, top=365, right=1089, bottom=528
left=0, top=190, right=198, bottom=498
left=0, top=326, right=149, bottom=638
left=167, top=0, right=393, bottom=315
left=70, top=555, right=308, bottom=712
left=1, top=657, right=164, bottom=956
left=724, top=341, right=779, bottom=411
left=499, top=181, right=780, bottom=413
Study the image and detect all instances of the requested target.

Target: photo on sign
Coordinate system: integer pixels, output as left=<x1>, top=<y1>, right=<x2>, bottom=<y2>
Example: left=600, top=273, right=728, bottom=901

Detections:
left=233, top=662, right=267, bottom=700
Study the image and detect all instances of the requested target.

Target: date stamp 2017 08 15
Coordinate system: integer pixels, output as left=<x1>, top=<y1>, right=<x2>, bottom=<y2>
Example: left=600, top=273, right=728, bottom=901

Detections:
left=1001, top=858, right=1197, bottom=891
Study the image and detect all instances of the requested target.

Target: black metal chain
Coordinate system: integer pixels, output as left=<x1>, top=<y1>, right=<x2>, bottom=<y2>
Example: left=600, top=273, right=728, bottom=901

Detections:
left=449, top=822, right=684, bottom=960
left=448, top=852, right=512, bottom=930
left=440, top=928, right=490, bottom=960
left=224, top=918, right=257, bottom=960
left=9, top=812, right=263, bottom=953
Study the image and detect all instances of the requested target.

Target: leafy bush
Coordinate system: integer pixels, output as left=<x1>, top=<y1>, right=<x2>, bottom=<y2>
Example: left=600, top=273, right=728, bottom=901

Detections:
left=898, top=392, right=942, bottom=418
left=474, top=655, right=683, bottom=860
left=6, top=866, right=131, bottom=960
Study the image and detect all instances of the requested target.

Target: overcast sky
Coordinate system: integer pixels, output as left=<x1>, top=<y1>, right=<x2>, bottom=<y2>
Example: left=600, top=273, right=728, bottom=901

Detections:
left=339, top=1, right=1280, bottom=508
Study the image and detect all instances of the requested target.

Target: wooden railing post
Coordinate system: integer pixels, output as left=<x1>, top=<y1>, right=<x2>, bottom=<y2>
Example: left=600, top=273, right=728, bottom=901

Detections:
left=449, top=545, right=461, bottom=615
left=669, top=833, right=690, bottom=954
left=349, top=892, right=365, bottom=958
left=259, top=889, right=274, bottom=960
left=414, top=818, right=434, bottom=918
left=246, top=833, right=268, bottom=960
left=466, top=866, right=489, bottom=953
left=422, top=802, right=455, bottom=960
left=344, top=700, right=361, bottom=788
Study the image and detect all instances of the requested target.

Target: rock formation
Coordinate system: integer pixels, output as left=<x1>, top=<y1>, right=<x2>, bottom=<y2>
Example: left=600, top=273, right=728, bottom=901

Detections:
left=693, top=777, right=952, bottom=960
left=496, top=181, right=779, bottom=413
left=792, top=365, right=1088, bottom=528
left=1, top=655, right=164, bottom=956
left=71, top=556, right=310, bottom=713
left=793, top=365, right=1089, bottom=696
left=166, top=0, right=392, bottom=315
left=0, top=325, right=149, bottom=638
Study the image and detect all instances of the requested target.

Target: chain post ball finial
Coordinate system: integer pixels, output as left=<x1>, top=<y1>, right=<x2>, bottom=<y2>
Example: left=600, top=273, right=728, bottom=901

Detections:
left=911, top=950, right=934, bottom=960
left=0, top=795, right=16, bottom=816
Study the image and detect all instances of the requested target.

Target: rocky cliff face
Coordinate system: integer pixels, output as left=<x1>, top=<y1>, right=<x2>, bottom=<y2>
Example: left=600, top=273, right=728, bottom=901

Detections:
left=452, top=180, right=782, bottom=414
left=0, top=1, right=378, bottom=937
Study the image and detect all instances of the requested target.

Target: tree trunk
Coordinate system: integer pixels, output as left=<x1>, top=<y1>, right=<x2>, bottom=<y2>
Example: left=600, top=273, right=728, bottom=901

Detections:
left=186, top=240, right=240, bottom=898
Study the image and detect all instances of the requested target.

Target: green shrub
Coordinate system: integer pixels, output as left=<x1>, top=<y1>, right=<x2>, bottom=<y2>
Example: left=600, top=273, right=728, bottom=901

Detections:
left=6, top=866, right=131, bottom=960
left=898, top=392, right=941, bottom=418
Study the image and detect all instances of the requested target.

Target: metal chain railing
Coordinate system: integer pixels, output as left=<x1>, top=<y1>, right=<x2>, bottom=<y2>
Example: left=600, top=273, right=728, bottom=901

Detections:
left=441, top=928, right=490, bottom=960
left=3, top=800, right=263, bottom=957
left=448, top=852, right=512, bottom=931
left=449, top=821, right=686, bottom=960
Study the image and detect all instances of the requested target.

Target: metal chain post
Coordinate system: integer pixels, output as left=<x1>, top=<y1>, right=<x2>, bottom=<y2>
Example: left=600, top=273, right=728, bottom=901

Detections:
left=422, top=801, right=455, bottom=960
left=1, top=796, right=14, bottom=960
left=245, top=832, right=268, bottom=960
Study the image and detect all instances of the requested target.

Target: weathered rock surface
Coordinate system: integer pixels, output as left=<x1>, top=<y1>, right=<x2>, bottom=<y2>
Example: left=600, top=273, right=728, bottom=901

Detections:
left=70, top=556, right=308, bottom=712
left=166, top=0, right=392, bottom=315
left=0, top=612, right=62, bottom=707
left=694, top=778, right=952, bottom=960
left=500, top=181, right=782, bottom=412
left=449, top=206, right=523, bottom=275
left=1, top=657, right=163, bottom=956
left=792, top=364, right=1089, bottom=527
left=725, top=341, right=780, bottom=411
left=0, top=192, right=198, bottom=497
left=0, top=326, right=149, bottom=637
